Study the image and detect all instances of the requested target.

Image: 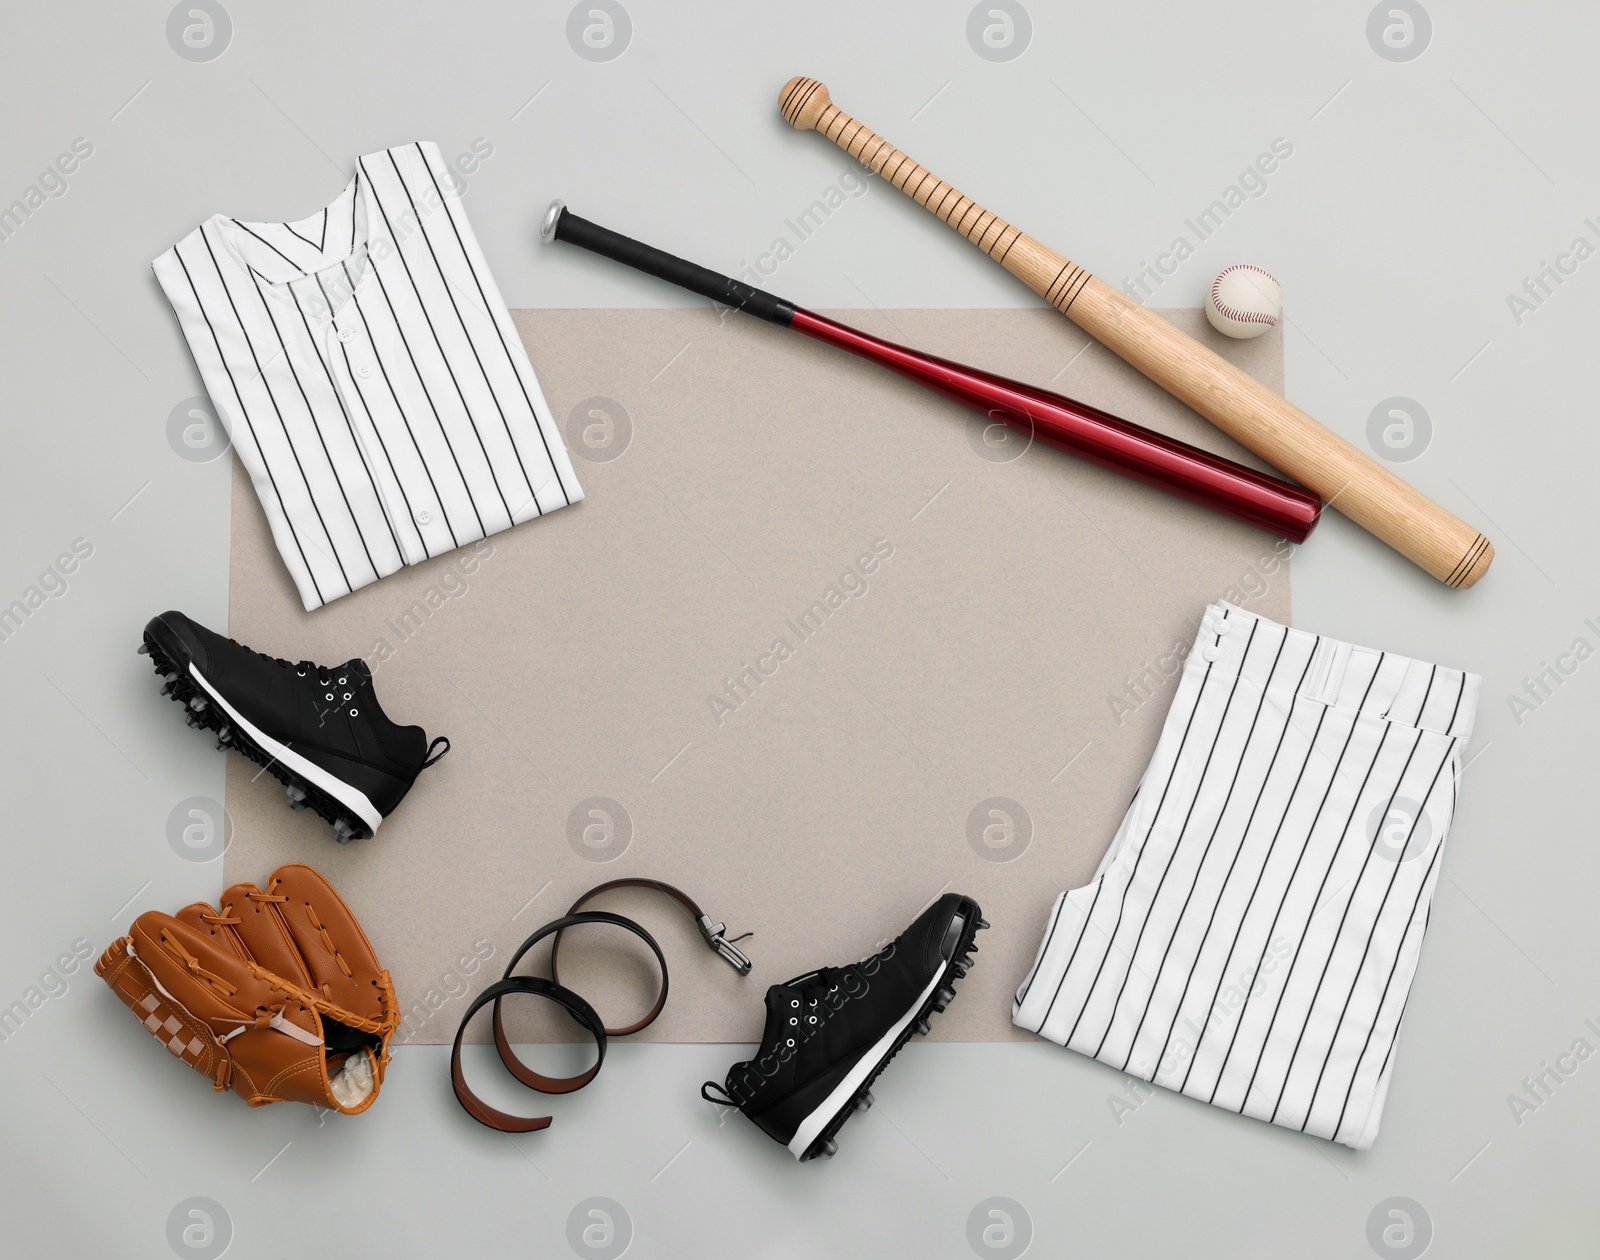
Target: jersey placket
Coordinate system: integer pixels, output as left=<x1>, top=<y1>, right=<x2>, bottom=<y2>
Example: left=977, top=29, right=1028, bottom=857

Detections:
left=317, top=267, right=448, bottom=566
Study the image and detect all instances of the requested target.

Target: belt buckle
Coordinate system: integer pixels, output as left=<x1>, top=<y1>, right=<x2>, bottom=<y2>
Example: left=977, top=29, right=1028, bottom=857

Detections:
left=696, top=914, right=753, bottom=975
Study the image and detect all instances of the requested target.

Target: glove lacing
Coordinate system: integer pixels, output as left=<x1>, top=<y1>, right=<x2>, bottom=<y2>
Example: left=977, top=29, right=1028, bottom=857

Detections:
left=161, top=884, right=400, bottom=1094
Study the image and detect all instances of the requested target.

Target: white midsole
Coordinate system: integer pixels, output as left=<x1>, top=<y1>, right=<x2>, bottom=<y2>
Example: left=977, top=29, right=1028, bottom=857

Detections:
left=787, top=959, right=951, bottom=1158
left=188, top=663, right=383, bottom=833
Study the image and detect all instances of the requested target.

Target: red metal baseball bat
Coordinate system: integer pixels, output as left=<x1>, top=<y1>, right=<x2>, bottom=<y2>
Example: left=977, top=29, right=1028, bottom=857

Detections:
left=540, top=201, right=1321, bottom=542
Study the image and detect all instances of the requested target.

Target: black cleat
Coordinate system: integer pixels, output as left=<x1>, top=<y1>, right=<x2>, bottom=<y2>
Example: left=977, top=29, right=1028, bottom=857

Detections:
left=703, top=892, right=983, bottom=1162
left=139, top=611, right=449, bottom=841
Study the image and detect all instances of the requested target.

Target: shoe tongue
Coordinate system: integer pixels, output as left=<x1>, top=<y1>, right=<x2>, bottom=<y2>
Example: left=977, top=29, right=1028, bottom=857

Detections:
left=345, top=658, right=374, bottom=685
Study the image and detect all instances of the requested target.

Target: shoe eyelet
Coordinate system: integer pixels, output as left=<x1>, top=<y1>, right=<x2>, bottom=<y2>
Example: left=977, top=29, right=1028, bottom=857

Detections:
left=349, top=708, right=359, bottom=717
left=326, top=692, right=334, bottom=701
left=343, top=692, right=352, bottom=701
left=789, top=1017, right=797, bottom=1025
left=790, top=999, right=799, bottom=1008
left=338, top=676, right=347, bottom=685
left=785, top=1038, right=795, bottom=1047
left=297, top=669, right=307, bottom=677
left=808, top=1016, right=817, bottom=1024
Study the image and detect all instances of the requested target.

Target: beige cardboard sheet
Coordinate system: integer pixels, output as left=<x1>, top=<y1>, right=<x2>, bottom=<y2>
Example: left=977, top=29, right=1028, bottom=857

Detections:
left=225, top=307, right=1291, bottom=1043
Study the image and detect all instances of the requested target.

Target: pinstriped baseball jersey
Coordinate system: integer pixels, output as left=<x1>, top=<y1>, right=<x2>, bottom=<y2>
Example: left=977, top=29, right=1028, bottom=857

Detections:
left=153, top=141, right=582, bottom=611
left=1013, top=602, right=1479, bottom=1149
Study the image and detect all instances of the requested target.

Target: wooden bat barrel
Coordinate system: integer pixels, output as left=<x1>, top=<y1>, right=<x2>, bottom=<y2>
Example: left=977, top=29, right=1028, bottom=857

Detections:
left=779, top=77, right=1492, bottom=589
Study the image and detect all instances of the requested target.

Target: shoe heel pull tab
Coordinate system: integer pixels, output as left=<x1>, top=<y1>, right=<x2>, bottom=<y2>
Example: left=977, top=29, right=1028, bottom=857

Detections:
left=701, top=1081, right=737, bottom=1106
left=421, top=736, right=451, bottom=769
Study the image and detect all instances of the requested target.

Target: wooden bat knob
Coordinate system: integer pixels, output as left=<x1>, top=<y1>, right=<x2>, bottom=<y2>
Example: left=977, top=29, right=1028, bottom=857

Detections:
left=779, top=77, right=833, bottom=131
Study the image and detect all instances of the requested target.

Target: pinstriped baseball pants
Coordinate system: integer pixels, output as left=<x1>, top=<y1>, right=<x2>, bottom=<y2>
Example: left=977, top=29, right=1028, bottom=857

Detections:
left=1013, top=602, right=1479, bottom=1149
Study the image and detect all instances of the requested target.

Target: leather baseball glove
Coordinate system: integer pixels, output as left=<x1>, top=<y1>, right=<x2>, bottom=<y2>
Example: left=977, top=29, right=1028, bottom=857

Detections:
left=95, top=864, right=398, bottom=1114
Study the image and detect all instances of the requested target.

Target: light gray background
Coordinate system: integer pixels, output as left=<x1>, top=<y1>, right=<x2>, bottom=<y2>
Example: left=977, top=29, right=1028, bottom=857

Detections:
left=1, top=2, right=1594, bottom=1258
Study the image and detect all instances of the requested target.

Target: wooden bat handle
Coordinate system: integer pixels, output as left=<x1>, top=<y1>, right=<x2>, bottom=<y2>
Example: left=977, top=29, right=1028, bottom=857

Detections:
left=779, top=77, right=1493, bottom=589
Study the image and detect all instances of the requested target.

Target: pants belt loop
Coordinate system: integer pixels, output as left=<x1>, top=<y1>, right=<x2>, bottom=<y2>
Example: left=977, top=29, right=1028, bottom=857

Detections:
left=1314, top=641, right=1353, bottom=704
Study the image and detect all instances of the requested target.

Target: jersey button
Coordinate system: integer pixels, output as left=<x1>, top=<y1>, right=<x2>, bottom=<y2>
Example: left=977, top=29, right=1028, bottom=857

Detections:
left=416, top=508, right=433, bottom=526
left=355, top=363, right=373, bottom=379
left=337, top=328, right=356, bottom=343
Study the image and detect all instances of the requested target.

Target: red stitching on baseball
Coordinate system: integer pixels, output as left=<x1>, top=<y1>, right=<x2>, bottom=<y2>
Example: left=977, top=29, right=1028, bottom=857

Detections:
left=1211, top=264, right=1279, bottom=324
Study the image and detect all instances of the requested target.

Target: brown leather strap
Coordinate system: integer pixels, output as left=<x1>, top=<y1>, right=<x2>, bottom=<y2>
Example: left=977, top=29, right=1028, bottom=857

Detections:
left=562, top=876, right=708, bottom=919
left=450, top=974, right=603, bottom=1133
left=550, top=878, right=753, bottom=1006
left=452, top=911, right=664, bottom=1133
left=449, top=883, right=752, bottom=1134
left=504, top=909, right=670, bottom=1040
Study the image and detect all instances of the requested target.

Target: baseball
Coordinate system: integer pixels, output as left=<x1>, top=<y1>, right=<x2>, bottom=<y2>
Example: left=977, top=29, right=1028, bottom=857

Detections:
left=1206, top=264, right=1282, bottom=339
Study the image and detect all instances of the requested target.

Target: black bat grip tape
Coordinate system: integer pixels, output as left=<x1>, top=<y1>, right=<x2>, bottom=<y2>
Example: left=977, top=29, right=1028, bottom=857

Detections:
left=552, top=209, right=796, bottom=326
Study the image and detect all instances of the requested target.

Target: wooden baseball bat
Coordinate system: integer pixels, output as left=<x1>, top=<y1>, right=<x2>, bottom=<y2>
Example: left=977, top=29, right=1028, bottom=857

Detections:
left=778, top=77, right=1493, bottom=589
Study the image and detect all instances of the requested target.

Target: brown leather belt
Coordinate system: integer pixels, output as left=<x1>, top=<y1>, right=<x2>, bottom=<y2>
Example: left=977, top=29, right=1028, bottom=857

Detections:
left=450, top=878, right=752, bottom=1133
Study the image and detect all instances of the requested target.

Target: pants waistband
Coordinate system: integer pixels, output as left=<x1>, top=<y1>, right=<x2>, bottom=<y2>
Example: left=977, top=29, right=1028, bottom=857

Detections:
left=1193, top=602, right=1479, bottom=742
